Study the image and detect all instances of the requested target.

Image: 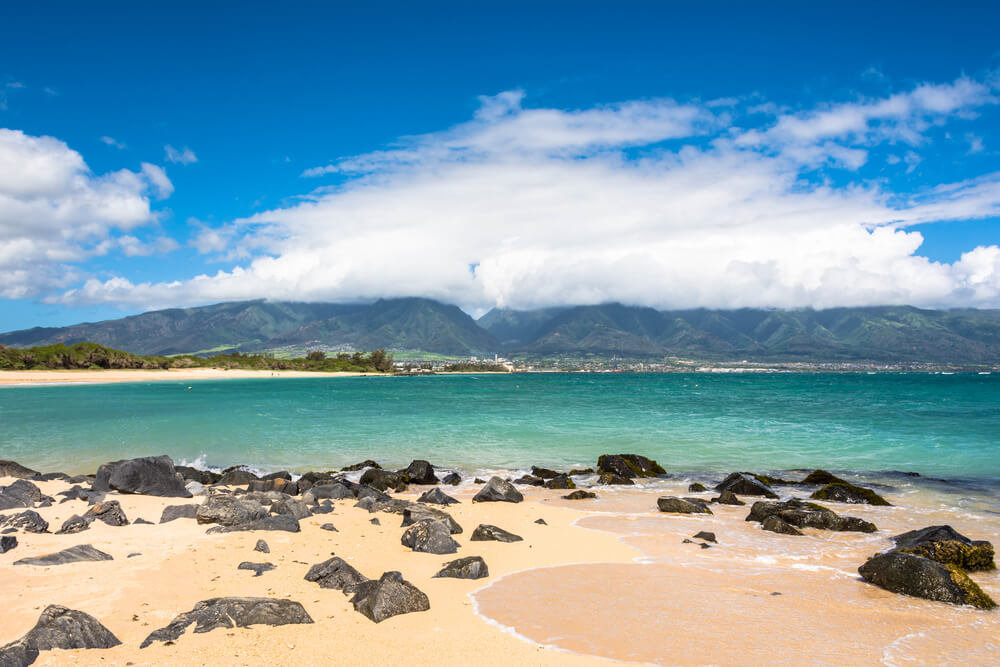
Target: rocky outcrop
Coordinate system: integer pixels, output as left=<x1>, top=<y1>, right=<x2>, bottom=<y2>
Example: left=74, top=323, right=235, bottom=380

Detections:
left=271, top=498, right=312, bottom=520
left=304, top=556, right=368, bottom=593
left=0, top=480, right=53, bottom=510
left=215, top=469, right=258, bottom=486
left=204, top=514, right=300, bottom=533
left=360, top=469, right=408, bottom=492
left=0, top=460, right=39, bottom=480
left=401, top=520, right=460, bottom=554
left=563, top=490, right=596, bottom=500
left=306, top=482, right=355, bottom=501
left=441, top=472, right=461, bottom=486
left=93, top=456, right=191, bottom=498
left=470, top=524, right=523, bottom=542
left=350, top=571, right=430, bottom=623
left=597, top=454, right=665, bottom=479
left=858, top=552, right=996, bottom=609
left=2, top=511, right=49, bottom=533
left=891, top=525, right=995, bottom=571
left=434, top=556, right=489, bottom=579
left=715, top=472, right=778, bottom=498
left=83, top=500, right=129, bottom=526
left=472, top=477, right=523, bottom=503
left=401, top=506, right=463, bottom=534
left=0, top=605, right=120, bottom=667
left=159, top=504, right=199, bottom=523
left=810, top=482, right=891, bottom=506
left=657, top=497, right=713, bottom=514
left=196, top=495, right=268, bottom=527
left=14, top=544, right=113, bottom=567
left=140, top=598, right=313, bottom=648
left=745, top=499, right=877, bottom=533
left=597, top=472, right=634, bottom=485
left=174, top=466, right=221, bottom=485
left=398, top=460, right=439, bottom=485
left=417, top=488, right=459, bottom=506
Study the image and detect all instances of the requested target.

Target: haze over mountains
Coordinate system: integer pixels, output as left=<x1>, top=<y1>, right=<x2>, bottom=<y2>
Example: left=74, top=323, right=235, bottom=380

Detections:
left=3, top=298, right=1000, bottom=364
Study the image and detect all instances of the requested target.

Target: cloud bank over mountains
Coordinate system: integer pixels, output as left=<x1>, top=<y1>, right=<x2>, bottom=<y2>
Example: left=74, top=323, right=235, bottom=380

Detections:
left=5, top=74, right=1000, bottom=313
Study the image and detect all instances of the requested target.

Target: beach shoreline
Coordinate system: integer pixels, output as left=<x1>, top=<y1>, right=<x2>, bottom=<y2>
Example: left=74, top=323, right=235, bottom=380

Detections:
left=1, top=458, right=997, bottom=665
left=0, top=368, right=382, bottom=386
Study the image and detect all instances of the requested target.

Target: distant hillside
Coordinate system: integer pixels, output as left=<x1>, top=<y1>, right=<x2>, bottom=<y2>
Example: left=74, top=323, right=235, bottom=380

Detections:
left=0, top=298, right=501, bottom=357
left=4, top=299, right=1000, bottom=363
left=478, top=304, right=1000, bottom=363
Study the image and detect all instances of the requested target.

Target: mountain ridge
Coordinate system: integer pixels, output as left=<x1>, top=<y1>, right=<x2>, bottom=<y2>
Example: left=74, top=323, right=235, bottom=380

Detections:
left=3, top=299, right=1000, bottom=363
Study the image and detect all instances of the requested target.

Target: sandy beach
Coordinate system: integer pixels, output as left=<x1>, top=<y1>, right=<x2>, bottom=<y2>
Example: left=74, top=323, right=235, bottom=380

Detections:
left=1, top=467, right=997, bottom=666
left=0, top=369, right=380, bottom=386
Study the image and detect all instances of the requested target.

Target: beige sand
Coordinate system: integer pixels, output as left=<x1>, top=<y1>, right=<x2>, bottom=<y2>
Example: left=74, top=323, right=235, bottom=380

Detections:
left=1, top=478, right=997, bottom=665
left=0, top=369, right=383, bottom=386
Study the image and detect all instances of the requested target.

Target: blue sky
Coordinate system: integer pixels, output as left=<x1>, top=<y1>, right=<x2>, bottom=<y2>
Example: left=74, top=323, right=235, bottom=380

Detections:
left=2, top=1, right=999, bottom=331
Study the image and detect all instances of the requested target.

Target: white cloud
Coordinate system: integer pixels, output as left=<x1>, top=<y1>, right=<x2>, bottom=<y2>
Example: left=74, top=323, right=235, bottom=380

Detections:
left=165, top=144, right=198, bottom=165
left=0, top=128, right=171, bottom=298
left=140, top=163, right=173, bottom=199
left=47, top=75, right=1000, bottom=312
left=966, top=133, right=985, bottom=154
left=100, top=136, right=127, bottom=150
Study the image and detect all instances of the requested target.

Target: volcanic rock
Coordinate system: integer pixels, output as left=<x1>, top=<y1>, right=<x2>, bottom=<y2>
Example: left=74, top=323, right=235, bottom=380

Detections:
left=891, top=525, right=995, bottom=571
left=401, top=520, right=460, bottom=554
left=140, top=598, right=313, bottom=647
left=93, top=455, right=191, bottom=497
left=304, top=556, right=368, bottom=593
left=398, top=460, right=439, bottom=485
left=715, top=472, right=778, bottom=498
left=349, top=571, right=430, bottom=623
left=657, top=497, right=713, bottom=514
left=14, top=544, right=113, bottom=567
left=472, top=477, right=523, bottom=503
left=470, top=524, right=523, bottom=542
left=417, top=487, right=459, bottom=506
left=160, top=504, right=199, bottom=524
left=859, top=552, right=996, bottom=609
left=0, top=605, right=120, bottom=666
left=434, top=556, right=489, bottom=579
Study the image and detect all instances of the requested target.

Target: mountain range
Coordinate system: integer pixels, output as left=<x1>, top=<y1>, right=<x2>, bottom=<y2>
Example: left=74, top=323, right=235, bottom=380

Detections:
left=3, top=298, right=1000, bottom=363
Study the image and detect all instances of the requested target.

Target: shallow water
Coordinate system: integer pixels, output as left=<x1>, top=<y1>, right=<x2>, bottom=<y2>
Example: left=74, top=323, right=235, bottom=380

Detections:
left=1, top=373, right=998, bottom=480
left=474, top=479, right=1000, bottom=665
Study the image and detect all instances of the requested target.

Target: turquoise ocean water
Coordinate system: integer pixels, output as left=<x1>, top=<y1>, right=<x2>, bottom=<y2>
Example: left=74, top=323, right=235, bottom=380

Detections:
left=1, top=373, right=998, bottom=482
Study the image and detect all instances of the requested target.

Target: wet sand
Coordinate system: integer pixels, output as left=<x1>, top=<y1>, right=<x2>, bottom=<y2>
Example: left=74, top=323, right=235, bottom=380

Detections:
left=0, top=369, right=380, bottom=386
left=1, top=476, right=997, bottom=665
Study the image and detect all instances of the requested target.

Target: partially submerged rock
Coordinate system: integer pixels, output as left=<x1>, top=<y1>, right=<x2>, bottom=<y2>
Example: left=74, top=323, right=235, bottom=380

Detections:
left=693, top=531, right=717, bottom=543
left=530, top=466, right=561, bottom=479
left=401, top=520, right=460, bottom=554
left=513, top=474, right=544, bottom=487
left=657, top=497, right=712, bottom=515
left=304, top=556, right=368, bottom=593
left=597, top=454, right=665, bottom=479
left=434, top=556, right=489, bottom=579
left=0, top=605, right=120, bottom=667
left=93, top=455, right=191, bottom=498
left=350, top=571, right=430, bottom=623
left=688, top=482, right=707, bottom=493
left=441, top=472, right=461, bottom=486
left=470, top=524, right=523, bottom=542
left=417, top=487, right=459, bottom=506
left=342, top=459, right=380, bottom=472
left=563, top=490, right=596, bottom=500
left=398, top=460, right=439, bottom=485
left=800, top=469, right=845, bottom=486
left=761, top=516, right=804, bottom=536
left=810, top=481, right=891, bottom=506
left=715, top=472, right=778, bottom=498
left=711, top=490, right=745, bottom=505
left=746, top=499, right=876, bottom=533
left=360, top=468, right=408, bottom=492
left=543, top=475, right=576, bottom=490
left=472, top=477, right=523, bottom=503
left=858, top=552, right=996, bottom=609
left=140, top=597, right=313, bottom=647
left=892, top=525, right=995, bottom=572
left=597, top=472, right=634, bottom=485
left=14, top=544, right=113, bottom=567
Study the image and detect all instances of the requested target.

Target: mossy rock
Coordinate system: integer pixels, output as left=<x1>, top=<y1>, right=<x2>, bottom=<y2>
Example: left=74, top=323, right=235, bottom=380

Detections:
left=810, top=482, right=891, bottom=506
left=800, top=469, right=846, bottom=485
left=754, top=474, right=799, bottom=487
left=893, top=526, right=995, bottom=572
left=858, top=551, right=997, bottom=609
left=947, top=564, right=997, bottom=609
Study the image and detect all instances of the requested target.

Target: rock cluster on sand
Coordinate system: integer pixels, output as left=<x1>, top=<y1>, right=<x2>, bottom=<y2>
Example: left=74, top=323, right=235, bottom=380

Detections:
left=472, top=477, right=523, bottom=503
left=349, top=571, right=430, bottom=623
left=0, top=480, right=54, bottom=510
left=470, top=524, right=523, bottom=542
left=93, top=456, right=191, bottom=498
left=140, top=598, right=314, bottom=648
left=434, top=556, right=489, bottom=580
left=0, top=605, right=121, bottom=667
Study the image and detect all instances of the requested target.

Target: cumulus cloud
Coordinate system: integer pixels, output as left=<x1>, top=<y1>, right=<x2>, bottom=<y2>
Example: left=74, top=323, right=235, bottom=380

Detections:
left=0, top=128, right=171, bottom=298
left=48, top=75, right=1000, bottom=312
left=165, top=144, right=197, bottom=165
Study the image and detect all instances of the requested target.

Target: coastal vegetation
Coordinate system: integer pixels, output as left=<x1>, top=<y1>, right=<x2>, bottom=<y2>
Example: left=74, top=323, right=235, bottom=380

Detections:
left=0, top=342, right=394, bottom=373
